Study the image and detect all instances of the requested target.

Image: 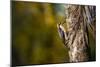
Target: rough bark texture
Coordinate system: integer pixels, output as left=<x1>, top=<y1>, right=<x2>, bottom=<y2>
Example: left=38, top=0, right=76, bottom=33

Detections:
left=64, top=5, right=90, bottom=62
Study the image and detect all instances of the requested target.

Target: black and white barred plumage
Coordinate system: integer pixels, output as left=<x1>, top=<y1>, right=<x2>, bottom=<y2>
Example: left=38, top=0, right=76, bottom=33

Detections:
left=57, top=22, right=68, bottom=45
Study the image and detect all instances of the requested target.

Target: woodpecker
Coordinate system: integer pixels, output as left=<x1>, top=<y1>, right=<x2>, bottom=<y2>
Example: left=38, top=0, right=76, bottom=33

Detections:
left=57, top=22, right=68, bottom=45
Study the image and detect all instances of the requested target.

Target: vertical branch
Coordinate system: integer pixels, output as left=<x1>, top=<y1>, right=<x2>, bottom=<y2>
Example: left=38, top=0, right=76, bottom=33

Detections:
left=65, top=5, right=90, bottom=62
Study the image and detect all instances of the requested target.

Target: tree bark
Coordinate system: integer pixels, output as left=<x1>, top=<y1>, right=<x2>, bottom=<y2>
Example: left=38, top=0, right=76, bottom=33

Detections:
left=64, top=5, right=91, bottom=62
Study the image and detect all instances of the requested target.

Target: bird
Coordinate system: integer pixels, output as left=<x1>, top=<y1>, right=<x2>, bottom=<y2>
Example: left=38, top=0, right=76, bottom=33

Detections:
left=57, top=22, right=68, bottom=45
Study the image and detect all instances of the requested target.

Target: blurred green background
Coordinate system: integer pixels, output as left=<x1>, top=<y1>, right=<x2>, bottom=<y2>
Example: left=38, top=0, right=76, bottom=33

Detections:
left=12, top=1, right=95, bottom=66
left=12, top=1, right=69, bottom=66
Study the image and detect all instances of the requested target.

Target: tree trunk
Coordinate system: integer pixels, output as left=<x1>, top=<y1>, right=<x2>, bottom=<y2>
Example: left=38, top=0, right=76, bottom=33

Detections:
left=64, top=5, right=91, bottom=62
